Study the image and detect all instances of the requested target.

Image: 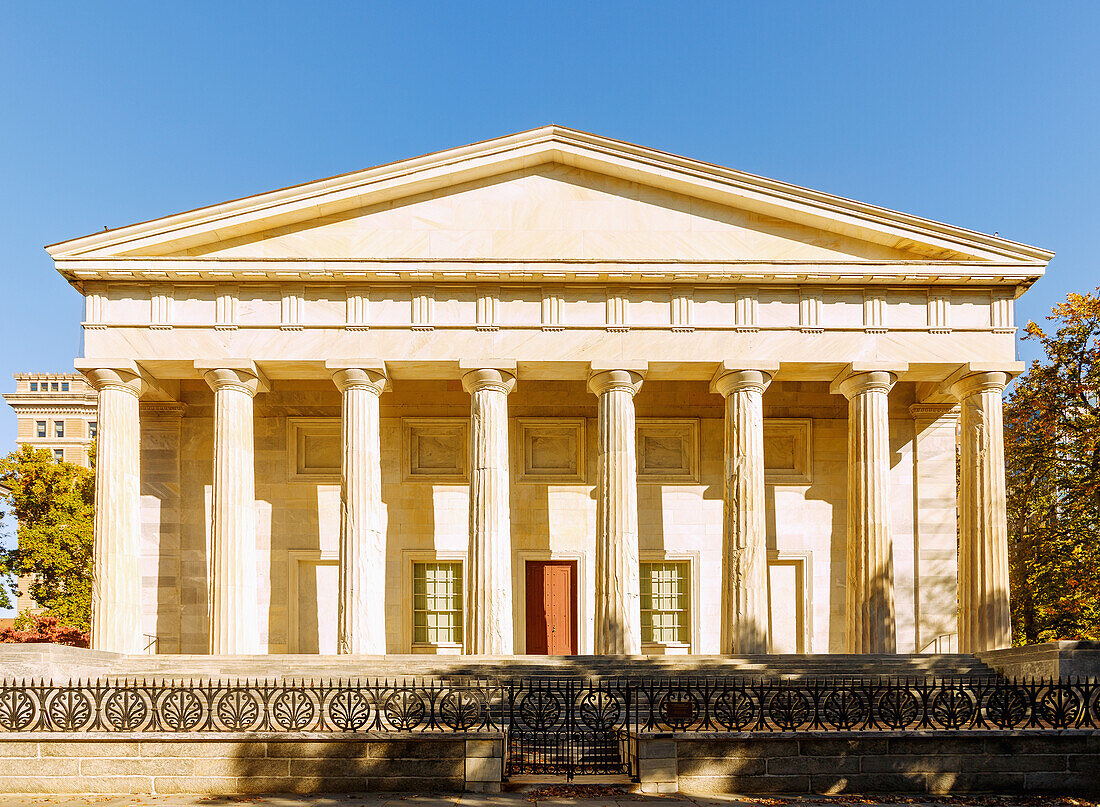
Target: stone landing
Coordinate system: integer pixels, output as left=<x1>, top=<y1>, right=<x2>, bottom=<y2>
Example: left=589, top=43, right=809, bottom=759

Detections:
left=0, top=644, right=999, bottom=681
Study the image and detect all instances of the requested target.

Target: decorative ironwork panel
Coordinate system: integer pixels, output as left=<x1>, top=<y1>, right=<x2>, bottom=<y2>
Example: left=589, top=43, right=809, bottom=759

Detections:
left=0, top=676, right=1094, bottom=737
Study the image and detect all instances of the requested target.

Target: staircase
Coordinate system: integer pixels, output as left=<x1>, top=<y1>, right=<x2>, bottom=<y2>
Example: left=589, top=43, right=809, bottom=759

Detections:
left=100, top=652, right=998, bottom=682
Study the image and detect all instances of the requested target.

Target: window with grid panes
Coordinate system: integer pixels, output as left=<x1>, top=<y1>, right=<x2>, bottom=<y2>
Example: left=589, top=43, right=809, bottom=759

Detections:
left=36, top=421, right=46, bottom=438
left=639, top=561, right=691, bottom=645
left=412, top=561, right=463, bottom=645
left=54, top=421, right=64, bottom=438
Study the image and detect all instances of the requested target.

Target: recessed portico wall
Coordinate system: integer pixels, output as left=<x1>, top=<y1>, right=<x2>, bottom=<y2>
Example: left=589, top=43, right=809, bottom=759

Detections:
left=138, top=376, right=957, bottom=655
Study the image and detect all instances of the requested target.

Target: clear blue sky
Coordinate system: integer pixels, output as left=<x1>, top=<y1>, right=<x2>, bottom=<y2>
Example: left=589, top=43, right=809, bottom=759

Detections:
left=1, top=1, right=1097, bottom=454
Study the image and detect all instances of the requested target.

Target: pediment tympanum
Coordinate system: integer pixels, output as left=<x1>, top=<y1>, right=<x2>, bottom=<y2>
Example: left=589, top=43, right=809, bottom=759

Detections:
left=157, top=165, right=932, bottom=263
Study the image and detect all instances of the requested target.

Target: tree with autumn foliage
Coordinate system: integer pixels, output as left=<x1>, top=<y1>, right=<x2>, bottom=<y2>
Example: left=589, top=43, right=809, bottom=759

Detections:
left=0, top=444, right=94, bottom=634
left=1006, top=288, right=1100, bottom=643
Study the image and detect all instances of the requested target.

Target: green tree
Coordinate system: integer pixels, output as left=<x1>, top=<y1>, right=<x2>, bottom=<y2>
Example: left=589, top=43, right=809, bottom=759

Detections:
left=1006, top=288, right=1100, bottom=643
left=0, top=444, right=94, bottom=631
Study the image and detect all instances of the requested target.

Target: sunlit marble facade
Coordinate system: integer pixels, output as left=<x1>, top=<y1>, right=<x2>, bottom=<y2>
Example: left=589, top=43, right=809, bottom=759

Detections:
left=45, top=127, right=1050, bottom=656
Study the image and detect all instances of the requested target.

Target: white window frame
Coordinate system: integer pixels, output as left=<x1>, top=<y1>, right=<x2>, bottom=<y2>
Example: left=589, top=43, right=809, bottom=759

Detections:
left=402, top=550, right=466, bottom=654
left=35, top=421, right=46, bottom=438
left=638, top=551, right=699, bottom=653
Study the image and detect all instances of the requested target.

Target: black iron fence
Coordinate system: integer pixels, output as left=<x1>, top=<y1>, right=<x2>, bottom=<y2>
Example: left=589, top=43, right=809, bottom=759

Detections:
left=0, top=676, right=1096, bottom=735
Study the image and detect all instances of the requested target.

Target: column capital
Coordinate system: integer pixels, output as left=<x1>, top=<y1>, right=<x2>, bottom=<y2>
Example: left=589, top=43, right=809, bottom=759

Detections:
left=587, top=366, right=645, bottom=397
left=328, top=362, right=388, bottom=395
left=461, top=367, right=516, bottom=395
left=950, top=371, right=1009, bottom=399
left=908, top=402, right=960, bottom=421
left=939, top=362, right=1023, bottom=399
left=711, top=367, right=774, bottom=397
left=140, top=401, right=188, bottom=419
left=196, top=360, right=269, bottom=397
left=75, top=359, right=145, bottom=397
left=830, top=362, right=905, bottom=399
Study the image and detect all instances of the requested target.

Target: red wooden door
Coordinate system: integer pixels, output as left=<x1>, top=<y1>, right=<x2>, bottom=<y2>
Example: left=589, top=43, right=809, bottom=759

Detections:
left=525, top=561, right=577, bottom=655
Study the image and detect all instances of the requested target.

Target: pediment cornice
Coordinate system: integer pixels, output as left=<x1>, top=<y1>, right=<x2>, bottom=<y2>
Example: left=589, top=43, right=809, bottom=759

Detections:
left=57, top=256, right=1045, bottom=289
left=46, top=126, right=1053, bottom=271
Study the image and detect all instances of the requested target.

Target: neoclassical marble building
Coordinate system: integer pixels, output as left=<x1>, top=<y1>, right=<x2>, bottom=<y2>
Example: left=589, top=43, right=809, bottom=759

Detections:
left=46, top=127, right=1051, bottom=657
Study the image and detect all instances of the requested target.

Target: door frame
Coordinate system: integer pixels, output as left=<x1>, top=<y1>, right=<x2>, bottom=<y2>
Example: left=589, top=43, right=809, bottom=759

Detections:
left=766, top=549, right=813, bottom=654
left=515, top=550, right=587, bottom=654
left=287, top=548, right=339, bottom=654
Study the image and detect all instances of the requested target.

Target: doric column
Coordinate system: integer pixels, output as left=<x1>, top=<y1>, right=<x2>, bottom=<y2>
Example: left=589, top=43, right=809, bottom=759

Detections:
left=79, top=362, right=144, bottom=654
left=461, top=364, right=516, bottom=654
left=950, top=370, right=1012, bottom=652
left=711, top=366, right=773, bottom=654
left=832, top=366, right=900, bottom=654
left=588, top=366, right=645, bottom=655
left=328, top=362, right=388, bottom=655
left=197, top=361, right=267, bottom=655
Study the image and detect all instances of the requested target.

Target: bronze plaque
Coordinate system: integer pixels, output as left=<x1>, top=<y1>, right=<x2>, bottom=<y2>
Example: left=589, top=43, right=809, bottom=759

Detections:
left=664, top=699, right=694, bottom=724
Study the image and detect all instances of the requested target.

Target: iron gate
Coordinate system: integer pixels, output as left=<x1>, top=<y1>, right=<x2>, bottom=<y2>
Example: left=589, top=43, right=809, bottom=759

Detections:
left=504, top=678, right=634, bottom=780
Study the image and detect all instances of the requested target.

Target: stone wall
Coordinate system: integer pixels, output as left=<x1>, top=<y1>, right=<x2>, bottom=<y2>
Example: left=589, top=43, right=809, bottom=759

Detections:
left=980, top=641, right=1100, bottom=679
left=0, top=733, right=502, bottom=795
left=638, top=732, right=1100, bottom=795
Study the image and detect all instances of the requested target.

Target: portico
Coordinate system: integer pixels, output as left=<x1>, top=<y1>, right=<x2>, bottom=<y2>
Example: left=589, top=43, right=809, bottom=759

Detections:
left=49, top=127, right=1050, bottom=657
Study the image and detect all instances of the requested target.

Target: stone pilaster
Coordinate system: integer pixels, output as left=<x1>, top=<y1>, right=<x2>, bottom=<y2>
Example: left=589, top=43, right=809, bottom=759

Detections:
left=329, top=363, right=388, bottom=655
left=79, top=363, right=144, bottom=654
left=588, top=366, right=645, bottom=655
left=711, top=367, right=773, bottom=654
left=198, top=362, right=266, bottom=655
left=461, top=366, right=516, bottom=654
left=950, top=371, right=1012, bottom=652
left=833, top=367, right=899, bottom=654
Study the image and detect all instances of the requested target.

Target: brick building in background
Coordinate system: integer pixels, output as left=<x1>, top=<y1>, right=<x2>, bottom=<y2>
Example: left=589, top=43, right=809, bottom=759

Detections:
left=3, top=372, right=98, bottom=612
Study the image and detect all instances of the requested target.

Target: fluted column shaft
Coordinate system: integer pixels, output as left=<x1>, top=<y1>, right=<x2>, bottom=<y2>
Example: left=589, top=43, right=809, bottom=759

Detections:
left=202, top=367, right=263, bottom=655
left=462, top=368, right=516, bottom=654
left=713, top=370, right=772, bottom=653
left=332, top=367, right=387, bottom=655
left=837, top=371, right=897, bottom=654
left=83, top=367, right=144, bottom=653
left=589, top=369, right=645, bottom=655
left=952, top=371, right=1011, bottom=652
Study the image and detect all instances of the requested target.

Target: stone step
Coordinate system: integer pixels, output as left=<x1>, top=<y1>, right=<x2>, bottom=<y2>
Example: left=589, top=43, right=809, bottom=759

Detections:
left=100, top=652, right=999, bottom=682
left=0, top=645, right=1001, bottom=684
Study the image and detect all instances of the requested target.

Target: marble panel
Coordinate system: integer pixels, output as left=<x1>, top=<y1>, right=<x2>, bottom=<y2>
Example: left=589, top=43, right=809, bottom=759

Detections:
left=763, top=418, right=813, bottom=484
left=286, top=417, right=341, bottom=482
left=514, top=418, right=586, bottom=484
left=637, top=419, right=699, bottom=483
left=402, top=417, right=468, bottom=483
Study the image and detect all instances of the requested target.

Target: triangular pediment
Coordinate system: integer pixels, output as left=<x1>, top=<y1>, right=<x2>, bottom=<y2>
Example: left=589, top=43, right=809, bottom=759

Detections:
left=46, top=126, right=1052, bottom=266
